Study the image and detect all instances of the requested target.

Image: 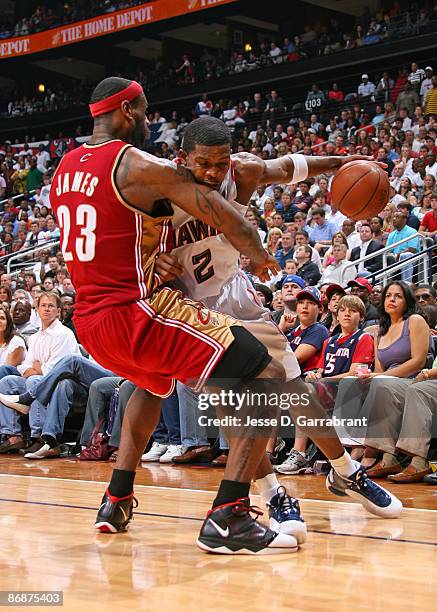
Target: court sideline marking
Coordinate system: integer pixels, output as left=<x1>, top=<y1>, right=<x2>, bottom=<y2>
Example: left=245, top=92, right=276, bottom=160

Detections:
left=0, top=495, right=436, bottom=547
left=0, top=473, right=436, bottom=513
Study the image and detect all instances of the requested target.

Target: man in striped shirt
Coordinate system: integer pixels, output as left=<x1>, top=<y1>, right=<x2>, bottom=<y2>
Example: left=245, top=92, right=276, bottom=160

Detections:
left=408, top=62, right=426, bottom=92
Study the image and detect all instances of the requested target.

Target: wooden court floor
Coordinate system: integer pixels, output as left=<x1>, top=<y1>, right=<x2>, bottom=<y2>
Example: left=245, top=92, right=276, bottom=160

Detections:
left=0, top=457, right=436, bottom=611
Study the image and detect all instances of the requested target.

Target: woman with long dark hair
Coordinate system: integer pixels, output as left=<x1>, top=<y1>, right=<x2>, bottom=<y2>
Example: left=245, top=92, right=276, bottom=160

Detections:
left=0, top=305, right=26, bottom=378
left=0, top=285, right=12, bottom=306
left=397, top=176, right=413, bottom=199
left=356, top=281, right=429, bottom=477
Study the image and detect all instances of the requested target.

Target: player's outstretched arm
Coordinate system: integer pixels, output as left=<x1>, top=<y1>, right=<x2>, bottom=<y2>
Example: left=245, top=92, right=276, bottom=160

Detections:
left=116, top=148, right=279, bottom=280
left=259, top=155, right=386, bottom=184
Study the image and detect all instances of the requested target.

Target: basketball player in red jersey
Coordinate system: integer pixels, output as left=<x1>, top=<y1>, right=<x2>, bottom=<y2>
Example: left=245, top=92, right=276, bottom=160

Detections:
left=50, top=77, right=303, bottom=555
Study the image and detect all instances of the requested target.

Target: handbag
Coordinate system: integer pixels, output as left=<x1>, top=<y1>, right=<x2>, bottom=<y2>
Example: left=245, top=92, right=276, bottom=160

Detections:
left=79, top=387, right=120, bottom=461
left=78, top=418, right=115, bottom=461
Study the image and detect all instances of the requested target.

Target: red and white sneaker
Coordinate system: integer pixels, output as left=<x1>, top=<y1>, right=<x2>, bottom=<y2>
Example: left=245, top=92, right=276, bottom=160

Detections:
left=95, top=489, right=138, bottom=533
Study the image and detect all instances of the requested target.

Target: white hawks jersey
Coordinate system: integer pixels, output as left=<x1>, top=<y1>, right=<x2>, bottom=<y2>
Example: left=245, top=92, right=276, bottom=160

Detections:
left=172, top=160, right=243, bottom=302
left=171, top=159, right=301, bottom=381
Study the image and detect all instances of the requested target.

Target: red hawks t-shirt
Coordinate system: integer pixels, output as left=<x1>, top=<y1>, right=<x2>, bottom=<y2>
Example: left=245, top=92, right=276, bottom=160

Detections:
left=421, top=211, right=437, bottom=233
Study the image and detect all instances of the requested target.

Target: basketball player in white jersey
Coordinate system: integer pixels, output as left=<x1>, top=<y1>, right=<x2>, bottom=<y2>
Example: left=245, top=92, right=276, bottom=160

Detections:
left=155, top=117, right=402, bottom=537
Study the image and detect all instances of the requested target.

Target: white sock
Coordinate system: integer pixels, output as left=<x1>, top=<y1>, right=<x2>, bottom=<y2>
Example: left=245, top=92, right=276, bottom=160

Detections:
left=330, top=450, right=360, bottom=478
left=254, top=473, right=282, bottom=506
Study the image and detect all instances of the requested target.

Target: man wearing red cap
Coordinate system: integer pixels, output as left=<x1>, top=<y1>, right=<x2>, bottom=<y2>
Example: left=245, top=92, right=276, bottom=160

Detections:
left=347, top=278, right=380, bottom=325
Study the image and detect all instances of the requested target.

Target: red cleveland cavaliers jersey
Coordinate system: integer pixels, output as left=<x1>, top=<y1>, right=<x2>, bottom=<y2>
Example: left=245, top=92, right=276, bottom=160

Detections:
left=50, top=139, right=173, bottom=318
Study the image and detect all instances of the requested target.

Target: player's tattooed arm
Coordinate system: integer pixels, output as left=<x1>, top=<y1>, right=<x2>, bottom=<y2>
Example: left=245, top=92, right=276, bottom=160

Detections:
left=157, top=162, right=275, bottom=269
left=174, top=163, right=194, bottom=182
left=119, top=150, right=277, bottom=276
left=174, top=165, right=225, bottom=227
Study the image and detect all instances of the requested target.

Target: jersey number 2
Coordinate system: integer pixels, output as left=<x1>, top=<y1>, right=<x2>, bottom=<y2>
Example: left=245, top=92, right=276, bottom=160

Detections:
left=57, top=204, right=97, bottom=262
left=192, top=249, right=214, bottom=284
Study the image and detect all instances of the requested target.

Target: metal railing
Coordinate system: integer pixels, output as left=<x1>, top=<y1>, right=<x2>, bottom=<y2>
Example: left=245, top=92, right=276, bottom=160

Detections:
left=0, top=238, right=56, bottom=265
left=6, top=240, right=60, bottom=275
left=370, top=242, right=435, bottom=285
left=339, top=232, right=431, bottom=286
left=0, top=190, right=36, bottom=207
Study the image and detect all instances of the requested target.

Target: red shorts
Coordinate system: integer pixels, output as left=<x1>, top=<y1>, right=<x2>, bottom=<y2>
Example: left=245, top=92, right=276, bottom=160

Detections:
left=75, top=287, right=238, bottom=397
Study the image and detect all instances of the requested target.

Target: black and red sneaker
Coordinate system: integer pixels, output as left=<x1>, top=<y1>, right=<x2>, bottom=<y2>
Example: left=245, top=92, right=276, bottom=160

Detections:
left=197, top=497, right=298, bottom=555
left=95, top=489, right=138, bottom=533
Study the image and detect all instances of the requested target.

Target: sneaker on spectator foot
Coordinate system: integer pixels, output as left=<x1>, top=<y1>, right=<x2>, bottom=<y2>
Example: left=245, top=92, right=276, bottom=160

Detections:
left=268, top=437, right=287, bottom=465
left=274, top=450, right=312, bottom=475
left=159, top=444, right=188, bottom=463
left=197, top=497, right=298, bottom=555
left=95, top=489, right=138, bottom=533
left=267, top=486, right=307, bottom=544
left=326, top=466, right=403, bottom=518
left=140, top=442, right=168, bottom=462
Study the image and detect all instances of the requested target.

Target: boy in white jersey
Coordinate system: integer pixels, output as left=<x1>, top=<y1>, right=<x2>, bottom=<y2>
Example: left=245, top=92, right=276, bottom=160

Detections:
left=154, top=117, right=402, bottom=534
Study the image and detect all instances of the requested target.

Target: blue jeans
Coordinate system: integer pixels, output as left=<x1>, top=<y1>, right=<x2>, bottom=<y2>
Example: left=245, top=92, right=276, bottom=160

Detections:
left=399, top=252, right=415, bottom=283
left=176, top=382, right=228, bottom=449
left=31, top=355, right=114, bottom=440
left=0, top=365, right=20, bottom=379
left=0, top=375, right=43, bottom=437
left=0, top=355, right=114, bottom=439
left=153, top=389, right=181, bottom=445
left=428, top=235, right=437, bottom=280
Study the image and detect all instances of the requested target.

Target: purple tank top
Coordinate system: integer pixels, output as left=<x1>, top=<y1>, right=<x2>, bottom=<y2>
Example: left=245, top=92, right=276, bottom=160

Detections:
left=377, top=318, right=412, bottom=372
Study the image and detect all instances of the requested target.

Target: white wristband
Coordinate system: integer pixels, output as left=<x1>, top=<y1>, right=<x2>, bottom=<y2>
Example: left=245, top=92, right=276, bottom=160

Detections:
left=288, top=153, right=309, bottom=184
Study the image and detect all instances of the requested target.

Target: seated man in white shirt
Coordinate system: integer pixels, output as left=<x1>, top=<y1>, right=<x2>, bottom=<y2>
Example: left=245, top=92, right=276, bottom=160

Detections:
left=342, top=219, right=361, bottom=250
left=389, top=163, right=405, bottom=192
left=325, top=203, right=347, bottom=233
left=318, top=243, right=357, bottom=287
left=426, top=152, right=437, bottom=179
left=36, top=145, right=50, bottom=174
left=0, top=291, right=80, bottom=453
left=24, top=220, right=46, bottom=250
left=294, top=230, right=322, bottom=270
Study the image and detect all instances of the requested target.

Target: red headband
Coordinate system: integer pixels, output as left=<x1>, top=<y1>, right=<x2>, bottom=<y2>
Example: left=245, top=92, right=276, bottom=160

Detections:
left=89, top=81, right=143, bottom=117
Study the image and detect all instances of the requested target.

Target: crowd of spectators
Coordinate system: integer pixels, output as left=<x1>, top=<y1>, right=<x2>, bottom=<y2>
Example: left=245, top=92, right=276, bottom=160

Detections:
left=0, top=1, right=147, bottom=39
left=0, top=53, right=436, bottom=482
left=173, top=1, right=437, bottom=85
left=2, top=1, right=437, bottom=120
left=4, top=84, right=90, bottom=120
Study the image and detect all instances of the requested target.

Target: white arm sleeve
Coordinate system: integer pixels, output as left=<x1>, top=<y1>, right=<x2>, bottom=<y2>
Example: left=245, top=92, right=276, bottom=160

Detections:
left=288, top=154, right=309, bottom=184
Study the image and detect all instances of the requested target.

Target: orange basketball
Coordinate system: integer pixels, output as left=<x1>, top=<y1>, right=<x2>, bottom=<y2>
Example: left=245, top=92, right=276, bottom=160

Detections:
left=331, top=161, right=390, bottom=220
